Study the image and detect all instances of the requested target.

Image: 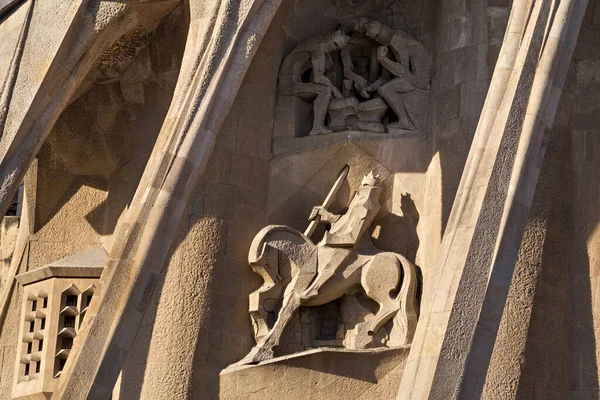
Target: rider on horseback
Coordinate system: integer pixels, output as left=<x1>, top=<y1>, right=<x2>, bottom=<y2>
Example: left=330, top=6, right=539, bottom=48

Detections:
left=299, top=171, right=382, bottom=300
left=238, top=170, right=418, bottom=364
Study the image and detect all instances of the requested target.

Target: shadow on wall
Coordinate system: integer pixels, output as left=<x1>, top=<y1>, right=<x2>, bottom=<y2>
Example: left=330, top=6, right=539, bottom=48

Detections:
left=569, top=134, right=600, bottom=396
left=569, top=236, right=598, bottom=398
left=34, top=3, right=187, bottom=237
left=372, top=192, right=422, bottom=302
left=372, top=193, right=419, bottom=260
left=105, top=0, right=435, bottom=397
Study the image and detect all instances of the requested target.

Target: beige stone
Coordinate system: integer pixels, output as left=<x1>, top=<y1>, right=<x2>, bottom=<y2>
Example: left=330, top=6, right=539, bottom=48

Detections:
left=221, top=347, right=409, bottom=399
left=238, top=172, right=417, bottom=366
left=0, top=0, right=596, bottom=398
left=12, top=248, right=105, bottom=400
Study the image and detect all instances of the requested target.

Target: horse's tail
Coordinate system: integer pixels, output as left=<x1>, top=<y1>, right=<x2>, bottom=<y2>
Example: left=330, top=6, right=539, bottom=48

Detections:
left=392, top=254, right=419, bottom=345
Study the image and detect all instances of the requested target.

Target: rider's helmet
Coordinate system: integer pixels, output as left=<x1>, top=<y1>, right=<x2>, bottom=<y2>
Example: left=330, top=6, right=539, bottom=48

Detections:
left=361, top=171, right=379, bottom=187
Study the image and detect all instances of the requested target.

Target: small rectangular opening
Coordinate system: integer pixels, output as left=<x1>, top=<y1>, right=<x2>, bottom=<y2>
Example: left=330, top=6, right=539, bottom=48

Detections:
left=38, top=339, right=43, bottom=351
left=59, top=358, right=66, bottom=371
left=66, top=295, right=77, bottom=307
left=31, top=300, right=37, bottom=312
left=86, top=294, right=93, bottom=307
left=27, top=342, right=32, bottom=354
left=41, top=318, right=45, bottom=330
left=64, top=316, right=76, bottom=328
left=24, top=363, right=29, bottom=376
left=61, top=337, right=73, bottom=350
left=43, top=297, right=48, bottom=308
left=29, top=321, right=34, bottom=333
left=35, top=361, right=40, bottom=374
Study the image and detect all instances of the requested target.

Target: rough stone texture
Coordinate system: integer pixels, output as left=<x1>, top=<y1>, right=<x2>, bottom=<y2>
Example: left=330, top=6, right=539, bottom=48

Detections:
left=0, top=0, right=22, bottom=19
left=397, top=0, right=588, bottom=397
left=422, top=0, right=510, bottom=287
left=569, top=2, right=600, bottom=397
left=0, top=216, right=18, bottom=289
left=0, top=3, right=187, bottom=399
left=0, top=0, right=598, bottom=399
left=220, top=348, right=410, bottom=399
left=482, top=66, right=574, bottom=399
left=52, top=1, right=286, bottom=398
left=117, top=1, right=435, bottom=398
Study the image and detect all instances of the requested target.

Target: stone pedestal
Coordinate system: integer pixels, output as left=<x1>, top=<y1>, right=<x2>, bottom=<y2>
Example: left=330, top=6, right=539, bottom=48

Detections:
left=220, top=347, right=409, bottom=400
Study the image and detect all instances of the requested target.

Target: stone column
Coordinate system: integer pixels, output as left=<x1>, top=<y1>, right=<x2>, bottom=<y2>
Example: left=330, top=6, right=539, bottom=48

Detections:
left=51, top=0, right=283, bottom=398
left=397, top=0, right=588, bottom=398
left=0, top=1, right=178, bottom=327
left=421, top=0, right=510, bottom=294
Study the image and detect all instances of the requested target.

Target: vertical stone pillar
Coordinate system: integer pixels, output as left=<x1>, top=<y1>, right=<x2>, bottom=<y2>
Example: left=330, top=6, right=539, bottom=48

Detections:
left=397, top=0, right=588, bottom=398
left=482, top=85, right=573, bottom=398
left=52, top=0, right=283, bottom=399
left=421, top=0, right=510, bottom=290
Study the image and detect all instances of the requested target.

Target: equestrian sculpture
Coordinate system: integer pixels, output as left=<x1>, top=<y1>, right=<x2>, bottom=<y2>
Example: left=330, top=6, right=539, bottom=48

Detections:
left=239, top=170, right=418, bottom=364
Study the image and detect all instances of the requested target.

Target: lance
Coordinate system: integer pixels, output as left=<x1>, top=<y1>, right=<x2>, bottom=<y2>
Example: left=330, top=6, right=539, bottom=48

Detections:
left=304, top=164, right=350, bottom=238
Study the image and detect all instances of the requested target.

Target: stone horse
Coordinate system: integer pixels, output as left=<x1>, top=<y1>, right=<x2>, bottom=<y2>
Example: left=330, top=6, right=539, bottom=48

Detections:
left=239, top=174, right=418, bottom=364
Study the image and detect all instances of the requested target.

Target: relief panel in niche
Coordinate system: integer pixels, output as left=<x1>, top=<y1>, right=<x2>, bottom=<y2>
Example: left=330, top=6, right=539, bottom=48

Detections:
left=273, top=18, right=430, bottom=154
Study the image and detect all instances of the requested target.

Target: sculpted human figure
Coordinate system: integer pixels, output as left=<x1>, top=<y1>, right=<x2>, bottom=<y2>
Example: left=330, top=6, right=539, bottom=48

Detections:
left=340, top=36, right=373, bottom=98
left=299, top=172, right=382, bottom=300
left=239, top=172, right=418, bottom=364
left=279, top=30, right=350, bottom=135
left=357, top=19, right=431, bottom=130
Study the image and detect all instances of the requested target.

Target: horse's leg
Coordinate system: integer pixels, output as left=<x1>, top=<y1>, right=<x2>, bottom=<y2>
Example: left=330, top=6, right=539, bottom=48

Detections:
left=390, top=254, right=419, bottom=345
left=239, top=270, right=314, bottom=364
left=249, top=283, right=285, bottom=342
left=361, top=253, right=402, bottom=335
left=248, top=243, right=283, bottom=342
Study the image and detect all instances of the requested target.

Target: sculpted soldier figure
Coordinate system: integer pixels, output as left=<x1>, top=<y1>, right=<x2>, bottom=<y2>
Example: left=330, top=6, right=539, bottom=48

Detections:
left=275, top=19, right=430, bottom=136
left=299, top=172, right=383, bottom=300
left=278, top=30, right=350, bottom=135
left=238, top=171, right=418, bottom=364
left=339, top=31, right=374, bottom=98
left=357, top=19, right=431, bottom=130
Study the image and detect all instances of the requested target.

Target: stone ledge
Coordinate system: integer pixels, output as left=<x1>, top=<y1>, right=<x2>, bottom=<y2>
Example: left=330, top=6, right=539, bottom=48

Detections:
left=273, top=130, right=425, bottom=156
left=220, top=346, right=410, bottom=399
left=15, top=247, right=107, bottom=285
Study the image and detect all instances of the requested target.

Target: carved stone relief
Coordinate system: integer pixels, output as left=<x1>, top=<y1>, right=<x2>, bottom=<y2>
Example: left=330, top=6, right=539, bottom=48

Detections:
left=274, top=18, right=430, bottom=139
left=238, top=170, right=418, bottom=365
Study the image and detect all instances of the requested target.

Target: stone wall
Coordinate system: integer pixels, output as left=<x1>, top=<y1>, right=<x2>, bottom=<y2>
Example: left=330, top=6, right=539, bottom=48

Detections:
left=6, top=0, right=596, bottom=399
left=0, top=4, right=188, bottom=400
left=482, top=65, right=574, bottom=399
left=421, top=0, right=510, bottom=287
left=569, top=1, right=600, bottom=396
left=119, top=0, right=435, bottom=397
left=118, top=6, right=280, bottom=398
left=482, top=1, right=600, bottom=397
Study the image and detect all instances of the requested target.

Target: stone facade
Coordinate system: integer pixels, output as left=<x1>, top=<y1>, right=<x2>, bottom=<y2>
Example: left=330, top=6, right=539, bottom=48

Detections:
left=0, top=0, right=597, bottom=399
left=12, top=248, right=105, bottom=399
